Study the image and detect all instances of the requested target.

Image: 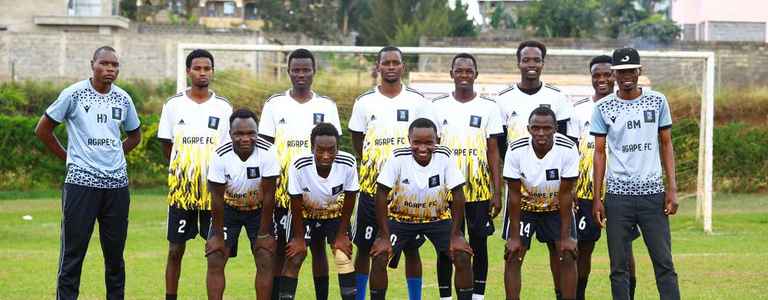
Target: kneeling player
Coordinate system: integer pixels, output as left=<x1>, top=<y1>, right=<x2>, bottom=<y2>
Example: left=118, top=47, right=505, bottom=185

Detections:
left=275, top=123, right=360, bottom=299
left=368, top=118, right=474, bottom=300
left=205, top=109, right=280, bottom=300
left=502, top=107, right=579, bottom=300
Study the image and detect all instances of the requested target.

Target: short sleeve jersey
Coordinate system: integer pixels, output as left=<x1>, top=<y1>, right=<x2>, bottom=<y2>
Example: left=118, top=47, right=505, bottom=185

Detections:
left=495, top=83, right=574, bottom=142
left=590, top=89, right=672, bottom=195
left=45, top=79, right=141, bottom=189
left=377, top=146, right=465, bottom=223
left=258, top=90, right=342, bottom=209
left=348, top=86, right=437, bottom=196
left=207, top=139, right=280, bottom=210
left=571, top=97, right=598, bottom=200
left=158, top=90, right=233, bottom=209
left=503, top=133, right=579, bottom=212
left=432, top=94, right=503, bottom=202
left=287, top=151, right=360, bottom=219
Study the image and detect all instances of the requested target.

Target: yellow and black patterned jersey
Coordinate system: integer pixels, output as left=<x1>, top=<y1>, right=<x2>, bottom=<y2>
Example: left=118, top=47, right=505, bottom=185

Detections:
left=571, top=97, right=597, bottom=200
left=158, top=90, right=233, bottom=210
left=495, top=83, right=574, bottom=142
left=348, top=86, right=437, bottom=196
left=287, top=151, right=359, bottom=219
left=207, top=139, right=279, bottom=210
left=503, top=134, right=579, bottom=212
left=258, top=90, right=342, bottom=208
left=377, top=146, right=465, bottom=223
left=433, top=94, right=503, bottom=202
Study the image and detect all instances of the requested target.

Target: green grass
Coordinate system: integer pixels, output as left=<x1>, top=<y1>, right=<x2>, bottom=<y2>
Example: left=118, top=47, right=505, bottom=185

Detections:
left=0, top=192, right=766, bottom=299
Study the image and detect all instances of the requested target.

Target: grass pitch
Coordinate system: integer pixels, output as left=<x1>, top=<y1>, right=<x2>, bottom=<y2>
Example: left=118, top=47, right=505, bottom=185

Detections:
left=0, top=191, right=766, bottom=299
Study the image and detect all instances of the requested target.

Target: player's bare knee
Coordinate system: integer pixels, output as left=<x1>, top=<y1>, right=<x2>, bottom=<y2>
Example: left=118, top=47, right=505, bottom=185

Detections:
left=207, top=251, right=227, bottom=271
left=254, top=248, right=273, bottom=271
left=452, top=251, right=472, bottom=271
left=286, top=252, right=306, bottom=269
left=168, top=243, right=186, bottom=261
left=371, top=253, right=389, bottom=271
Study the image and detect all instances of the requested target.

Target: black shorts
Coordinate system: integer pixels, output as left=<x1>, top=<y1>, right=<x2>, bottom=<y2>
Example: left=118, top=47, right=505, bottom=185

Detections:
left=575, top=199, right=602, bottom=242
left=353, top=193, right=425, bottom=254
left=462, top=201, right=495, bottom=238
left=274, top=206, right=290, bottom=245
left=502, top=210, right=577, bottom=249
left=167, top=205, right=211, bottom=243
left=389, top=219, right=452, bottom=255
left=288, top=218, right=349, bottom=244
left=222, top=205, right=261, bottom=258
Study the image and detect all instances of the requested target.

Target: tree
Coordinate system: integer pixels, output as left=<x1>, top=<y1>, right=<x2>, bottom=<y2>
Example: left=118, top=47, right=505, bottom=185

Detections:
left=255, top=0, right=340, bottom=41
left=357, top=0, right=477, bottom=46
left=518, top=0, right=600, bottom=38
left=626, top=13, right=681, bottom=43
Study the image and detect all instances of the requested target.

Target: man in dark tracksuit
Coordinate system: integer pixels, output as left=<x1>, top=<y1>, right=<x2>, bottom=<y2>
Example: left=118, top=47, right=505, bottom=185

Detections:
left=35, top=46, right=142, bottom=300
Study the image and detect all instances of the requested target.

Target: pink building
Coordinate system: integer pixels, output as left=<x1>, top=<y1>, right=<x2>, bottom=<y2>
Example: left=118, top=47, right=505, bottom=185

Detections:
left=671, top=0, right=768, bottom=42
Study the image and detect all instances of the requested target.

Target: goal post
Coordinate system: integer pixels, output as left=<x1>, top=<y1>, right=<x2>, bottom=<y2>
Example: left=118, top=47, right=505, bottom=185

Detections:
left=176, top=43, right=715, bottom=233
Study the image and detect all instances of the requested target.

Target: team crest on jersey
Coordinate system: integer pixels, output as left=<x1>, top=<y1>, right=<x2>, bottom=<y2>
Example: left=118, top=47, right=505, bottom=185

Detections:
left=331, top=184, right=343, bottom=195
left=428, top=175, right=440, bottom=188
left=208, top=116, right=220, bottom=129
left=644, top=110, right=656, bottom=123
left=545, top=169, right=559, bottom=180
left=469, top=115, right=482, bottom=128
left=396, top=110, right=409, bottom=122
left=247, top=167, right=260, bottom=179
left=313, top=113, right=325, bottom=124
left=111, top=107, right=122, bottom=120
left=539, top=104, right=551, bottom=109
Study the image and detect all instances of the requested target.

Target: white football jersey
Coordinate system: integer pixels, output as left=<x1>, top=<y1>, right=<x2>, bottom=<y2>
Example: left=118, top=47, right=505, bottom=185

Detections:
left=432, top=94, right=503, bottom=202
left=287, top=151, right=359, bottom=219
left=258, top=90, right=342, bottom=208
left=495, top=83, right=574, bottom=142
left=158, top=90, right=233, bottom=209
left=377, top=146, right=465, bottom=223
left=348, top=86, right=438, bottom=196
left=503, top=133, right=579, bottom=212
left=207, top=138, right=280, bottom=210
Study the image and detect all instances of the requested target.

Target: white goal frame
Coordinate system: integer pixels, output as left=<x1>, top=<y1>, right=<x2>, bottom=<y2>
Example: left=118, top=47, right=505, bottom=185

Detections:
left=176, top=43, right=715, bottom=233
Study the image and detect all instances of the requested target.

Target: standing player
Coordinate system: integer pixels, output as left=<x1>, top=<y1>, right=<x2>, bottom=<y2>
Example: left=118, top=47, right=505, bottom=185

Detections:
left=158, top=49, right=233, bottom=300
left=277, top=123, right=359, bottom=300
left=258, top=48, right=342, bottom=300
left=502, top=107, right=579, bottom=300
left=591, top=48, right=680, bottom=300
left=495, top=40, right=575, bottom=299
left=348, top=46, right=436, bottom=300
left=369, top=118, right=475, bottom=300
left=432, top=53, right=504, bottom=300
left=572, top=55, right=638, bottom=300
left=496, top=40, right=574, bottom=147
left=205, top=109, right=279, bottom=300
left=35, top=46, right=141, bottom=300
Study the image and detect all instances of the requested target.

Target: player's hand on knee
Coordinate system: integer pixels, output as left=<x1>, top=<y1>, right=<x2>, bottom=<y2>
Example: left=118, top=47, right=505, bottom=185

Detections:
left=205, top=230, right=226, bottom=257
left=592, top=201, right=606, bottom=228
left=504, top=237, right=524, bottom=262
left=255, top=233, right=277, bottom=254
left=285, top=238, right=307, bottom=258
left=333, top=234, right=353, bottom=258
left=558, top=237, right=577, bottom=261
left=369, top=236, right=392, bottom=258
left=449, top=235, right=473, bottom=259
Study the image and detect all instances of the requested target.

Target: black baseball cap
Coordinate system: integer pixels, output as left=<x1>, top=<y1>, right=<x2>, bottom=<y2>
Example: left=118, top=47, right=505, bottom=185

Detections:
left=611, top=47, right=642, bottom=70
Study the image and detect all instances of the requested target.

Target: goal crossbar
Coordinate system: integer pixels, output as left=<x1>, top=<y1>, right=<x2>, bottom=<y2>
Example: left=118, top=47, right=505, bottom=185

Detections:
left=176, top=43, right=715, bottom=233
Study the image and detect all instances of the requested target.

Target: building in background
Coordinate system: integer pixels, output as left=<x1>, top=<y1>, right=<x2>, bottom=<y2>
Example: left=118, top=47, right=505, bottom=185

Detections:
left=0, top=0, right=128, bottom=33
left=671, top=0, right=768, bottom=42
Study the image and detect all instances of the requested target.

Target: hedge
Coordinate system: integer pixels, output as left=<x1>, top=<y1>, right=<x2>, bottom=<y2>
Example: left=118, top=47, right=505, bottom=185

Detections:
left=0, top=115, right=765, bottom=192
